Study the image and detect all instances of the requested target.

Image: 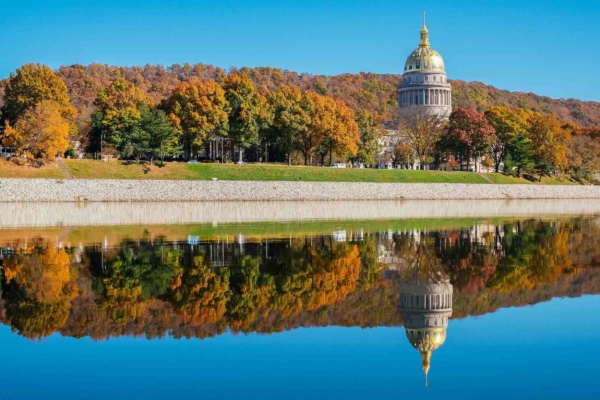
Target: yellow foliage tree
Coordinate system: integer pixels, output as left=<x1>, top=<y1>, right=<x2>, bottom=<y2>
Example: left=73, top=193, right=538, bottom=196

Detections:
left=2, top=100, right=73, bottom=158
left=3, top=244, right=77, bottom=339
left=161, top=78, right=229, bottom=157
left=315, top=96, right=359, bottom=165
left=1, top=63, right=75, bottom=124
left=169, top=256, right=231, bottom=325
left=528, top=113, right=570, bottom=170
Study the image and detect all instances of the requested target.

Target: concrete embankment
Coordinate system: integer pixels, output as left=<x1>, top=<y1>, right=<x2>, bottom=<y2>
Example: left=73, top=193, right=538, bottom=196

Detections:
left=0, top=178, right=600, bottom=202
left=1, top=200, right=600, bottom=228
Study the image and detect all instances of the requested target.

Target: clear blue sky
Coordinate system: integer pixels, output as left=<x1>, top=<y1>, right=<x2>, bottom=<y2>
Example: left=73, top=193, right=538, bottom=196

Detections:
left=1, top=0, right=599, bottom=101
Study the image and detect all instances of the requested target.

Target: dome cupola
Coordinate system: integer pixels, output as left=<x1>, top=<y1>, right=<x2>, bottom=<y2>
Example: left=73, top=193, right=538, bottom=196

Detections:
left=397, top=11, right=452, bottom=120
left=404, top=12, right=446, bottom=73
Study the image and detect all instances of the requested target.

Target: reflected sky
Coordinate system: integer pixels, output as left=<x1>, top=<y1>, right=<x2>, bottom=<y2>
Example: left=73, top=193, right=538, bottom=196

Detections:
left=1, top=295, right=598, bottom=399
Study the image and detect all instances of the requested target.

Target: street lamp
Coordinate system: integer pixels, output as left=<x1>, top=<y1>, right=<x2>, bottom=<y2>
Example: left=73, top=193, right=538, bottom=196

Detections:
left=100, top=133, right=104, bottom=160
left=265, top=142, right=270, bottom=164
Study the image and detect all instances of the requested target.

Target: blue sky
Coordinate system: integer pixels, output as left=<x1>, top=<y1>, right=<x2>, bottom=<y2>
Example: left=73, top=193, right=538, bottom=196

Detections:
left=1, top=0, right=599, bottom=101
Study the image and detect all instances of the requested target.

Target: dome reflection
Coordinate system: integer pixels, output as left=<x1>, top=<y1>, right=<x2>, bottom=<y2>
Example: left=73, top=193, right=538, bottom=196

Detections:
left=399, top=272, right=453, bottom=387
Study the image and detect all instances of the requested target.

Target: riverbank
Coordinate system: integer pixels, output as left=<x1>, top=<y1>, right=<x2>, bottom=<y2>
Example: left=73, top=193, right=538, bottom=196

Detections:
left=0, top=178, right=599, bottom=202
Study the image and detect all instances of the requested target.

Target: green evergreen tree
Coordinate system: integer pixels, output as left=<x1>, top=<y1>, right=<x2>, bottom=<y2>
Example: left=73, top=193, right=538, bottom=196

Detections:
left=139, top=107, right=181, bottom=165
left=504, top=134, right=535, bottom=177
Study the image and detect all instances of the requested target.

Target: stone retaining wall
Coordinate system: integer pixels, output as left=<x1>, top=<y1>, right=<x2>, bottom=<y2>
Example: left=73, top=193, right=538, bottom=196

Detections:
left=0, top=178, right=599, bottom=202
left=1, top=200, right=600, bottom=228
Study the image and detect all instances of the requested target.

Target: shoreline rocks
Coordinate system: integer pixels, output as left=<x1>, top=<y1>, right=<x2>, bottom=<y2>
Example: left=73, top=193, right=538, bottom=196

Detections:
left=0, top=178, right=599, bottom=202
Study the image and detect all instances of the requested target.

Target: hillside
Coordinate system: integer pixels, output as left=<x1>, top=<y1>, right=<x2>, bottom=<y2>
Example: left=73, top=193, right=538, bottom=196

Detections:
left=2, top=63, right=600, bottom=136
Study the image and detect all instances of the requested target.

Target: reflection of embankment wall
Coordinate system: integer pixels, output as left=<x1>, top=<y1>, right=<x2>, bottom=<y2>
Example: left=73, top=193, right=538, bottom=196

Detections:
left=1, top=179, right=600, bottom=203
left=2, top=199, right=600, bottom=229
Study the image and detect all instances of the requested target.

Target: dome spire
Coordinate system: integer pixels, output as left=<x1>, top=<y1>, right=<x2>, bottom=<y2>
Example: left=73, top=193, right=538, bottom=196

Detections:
left=421, top=350, right=431, bottom=387
left=419, top=11, right=430, bottom=48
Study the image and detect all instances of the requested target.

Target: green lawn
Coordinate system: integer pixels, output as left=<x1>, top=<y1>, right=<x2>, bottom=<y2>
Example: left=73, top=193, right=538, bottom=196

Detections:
left=186, top=164, right=493, bottom=183
left=0, top=159, right=578, bottom=185
left=63, top=160, right=491, bottom=183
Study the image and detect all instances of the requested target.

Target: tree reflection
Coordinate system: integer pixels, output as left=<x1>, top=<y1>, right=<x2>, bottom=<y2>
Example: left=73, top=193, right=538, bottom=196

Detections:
left=0, top=218, right=599, bottom=340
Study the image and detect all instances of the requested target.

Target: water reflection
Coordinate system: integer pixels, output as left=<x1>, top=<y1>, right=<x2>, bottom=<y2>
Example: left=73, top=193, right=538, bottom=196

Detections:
left=0, top=217, right=598, bottom=350
left=399, top=272, right=453, bottom=387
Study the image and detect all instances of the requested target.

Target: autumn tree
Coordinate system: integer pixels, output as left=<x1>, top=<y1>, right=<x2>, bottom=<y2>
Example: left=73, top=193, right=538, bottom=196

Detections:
left=440, top=108, right=495, bottom=171
left=297, top=91, right=325, bottom=165
left=354, top=108, right=382, bottom=164
left=1, top=64, right=74, bottom=126
left=161, top=78, right=229, bottom=159
left=268, top=85, right=309, bottom=165
left=168, top=255, right=231, bottom=325
left=2, top=244, right=77, bottom=339
left=527, top=113, right=570, bottom=171
left=393, top=143, right=415, bottom=167
left=484, top=106, right=528, bottom=172
left=397, top=106, right=446, bottom=169
left=3, top=100, right=72, bottom=158
left=90, top=79, right=152, bottom=155
left=567, top=135, right=600, bottom=176
left=223, top=73, right=271, bottom=162
left=315, top=96, right=359, bottom=165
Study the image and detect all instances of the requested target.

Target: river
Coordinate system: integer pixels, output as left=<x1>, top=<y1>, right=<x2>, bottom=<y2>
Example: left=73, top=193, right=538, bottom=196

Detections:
left=0, top=203, right=598, bottom=398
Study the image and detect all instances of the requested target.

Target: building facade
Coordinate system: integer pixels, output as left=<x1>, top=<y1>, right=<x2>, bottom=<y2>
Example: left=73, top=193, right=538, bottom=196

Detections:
left=398, top=13, right=452, bottom=119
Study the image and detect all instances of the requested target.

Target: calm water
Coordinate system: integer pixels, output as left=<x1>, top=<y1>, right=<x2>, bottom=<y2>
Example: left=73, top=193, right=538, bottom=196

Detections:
left=0, top=216, right=599, bottom=399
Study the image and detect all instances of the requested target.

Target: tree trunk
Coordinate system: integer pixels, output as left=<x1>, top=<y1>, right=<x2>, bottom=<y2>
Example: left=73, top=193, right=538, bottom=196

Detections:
left=329, top=150, right=332, bottom=166
left=288, top=153, right=292, bottom=166
left=238, top=147, right=243, bottom=163
left=466, top=152, right=470, bottom=172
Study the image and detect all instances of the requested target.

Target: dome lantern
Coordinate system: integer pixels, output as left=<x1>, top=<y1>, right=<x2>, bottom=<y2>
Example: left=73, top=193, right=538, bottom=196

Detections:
left=419, top=11, right=430, bottom=48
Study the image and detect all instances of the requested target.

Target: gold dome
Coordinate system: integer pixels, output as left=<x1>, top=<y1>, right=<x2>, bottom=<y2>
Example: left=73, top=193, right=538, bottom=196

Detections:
left=405, top=327, right=447, bottom=387
left=405, top=327, right=447, bottom=353
left=404, top=14, right=446, bottom=73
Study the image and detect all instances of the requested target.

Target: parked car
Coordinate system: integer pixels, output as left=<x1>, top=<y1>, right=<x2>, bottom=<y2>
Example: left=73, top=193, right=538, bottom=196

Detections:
left=331, top=163, right=346, bottom=168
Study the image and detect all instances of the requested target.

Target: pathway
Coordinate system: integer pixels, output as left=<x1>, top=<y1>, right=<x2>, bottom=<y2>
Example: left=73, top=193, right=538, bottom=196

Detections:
left=56, top=159, right=74, bottom=180
left=477, top=172, right=494, bottom=184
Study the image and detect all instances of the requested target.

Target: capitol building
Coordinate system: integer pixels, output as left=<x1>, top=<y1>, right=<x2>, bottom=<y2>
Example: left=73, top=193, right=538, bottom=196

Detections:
left=398, top=12, right=452, bottom=119
left=380, top=13, right=454, bottom=169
